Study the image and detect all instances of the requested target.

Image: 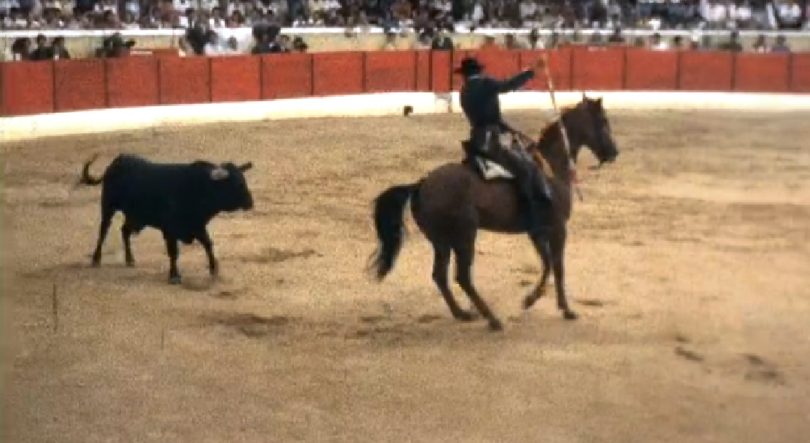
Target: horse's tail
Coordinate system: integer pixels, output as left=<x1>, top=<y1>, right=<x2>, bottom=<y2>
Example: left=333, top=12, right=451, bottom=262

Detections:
left=369, top=181, right=421, bottom=281
left=78, top=154, right=104, bottom=186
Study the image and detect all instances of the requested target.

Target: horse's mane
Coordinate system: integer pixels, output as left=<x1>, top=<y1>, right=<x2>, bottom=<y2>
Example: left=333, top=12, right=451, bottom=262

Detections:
left=537, top=105, right=576, bottom=143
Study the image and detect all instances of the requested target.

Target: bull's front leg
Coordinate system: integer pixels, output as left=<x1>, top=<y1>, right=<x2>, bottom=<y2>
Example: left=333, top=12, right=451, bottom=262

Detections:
left=196, top=228, right=219, bottom=279
left=161, top=231, right=182, bottom=285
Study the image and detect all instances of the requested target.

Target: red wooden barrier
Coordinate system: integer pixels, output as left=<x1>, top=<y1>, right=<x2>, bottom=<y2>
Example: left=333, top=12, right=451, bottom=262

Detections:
left=313, top=52, right=364, bottom=96
left=624, top=49, right=678, bottom=90
left=211, top=56, right=261, bottom=102
left=261, top=54, right=312, bottom=99
left=365, top=51, right=417, bottom=93
left=519, top=49, right=572, bottom=91
left=106, top=57, right=159, bottom=108
left=415, top=51, right=431, bottom=92
left=159, top=57, right=211, bottom=105
left=734, top=53, right=790, bottom=92
left=571, top=48, right=625, bottom=90
left=1, top=49, right=809, bottom=118
left=1, top=61, right=54, bottom=116
left=678, top=51, right=733, bottom=91
left=54, top=59, right=107, bottom=112
left=789, top=53, right=810, bottom=92
left=430, top=51, right=451, bottom=93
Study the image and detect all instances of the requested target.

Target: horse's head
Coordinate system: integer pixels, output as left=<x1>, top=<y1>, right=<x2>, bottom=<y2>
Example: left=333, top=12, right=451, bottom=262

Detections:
left=568, top=93, right=619, bottom=167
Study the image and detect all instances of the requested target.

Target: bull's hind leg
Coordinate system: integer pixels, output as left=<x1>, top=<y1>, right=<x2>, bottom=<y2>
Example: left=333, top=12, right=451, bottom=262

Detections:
left=431, top=242, right=476, bottom=322
left=91, top=206, right=115, bottom=267
left=121, top=219, right=136, bottom=267
left=162, top=231, right=182, bottom=285
left=453, top=236, right=503, bottom=332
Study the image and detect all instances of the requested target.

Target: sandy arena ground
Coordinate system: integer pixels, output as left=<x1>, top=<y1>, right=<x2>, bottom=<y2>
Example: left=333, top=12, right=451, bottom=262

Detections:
left=2, top=110, right=810, bottom=443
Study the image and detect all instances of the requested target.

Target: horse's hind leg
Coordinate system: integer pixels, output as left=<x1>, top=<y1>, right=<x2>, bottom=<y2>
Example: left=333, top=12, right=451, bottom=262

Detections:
left=453, top=236, right=503, bottom=332
left=551, top=225, right=578, bottom=321
left=431, top=242, right=477, bottom=322
left=523, top=239, right=552, bottom=310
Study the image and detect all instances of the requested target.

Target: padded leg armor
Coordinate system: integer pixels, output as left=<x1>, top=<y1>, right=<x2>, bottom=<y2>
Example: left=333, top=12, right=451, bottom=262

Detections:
left=470, top=126, right=553, bottom=242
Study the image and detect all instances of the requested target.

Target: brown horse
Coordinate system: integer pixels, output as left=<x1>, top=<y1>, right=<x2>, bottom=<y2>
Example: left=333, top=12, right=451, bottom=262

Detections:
left=369, top=95, right=619, bottom=331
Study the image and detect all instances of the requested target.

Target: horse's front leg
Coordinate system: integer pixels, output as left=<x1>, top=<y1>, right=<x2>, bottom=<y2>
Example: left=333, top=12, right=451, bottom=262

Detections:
left=523, top=238, right=552, bottom=310
left=551, top=224, right=577, bottom=320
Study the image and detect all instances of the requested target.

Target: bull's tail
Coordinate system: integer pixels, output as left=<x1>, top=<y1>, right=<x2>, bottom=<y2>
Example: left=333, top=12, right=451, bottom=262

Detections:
left=78, top=154, right=104, bottom=186
left=369, top=182, right=421, bottom=281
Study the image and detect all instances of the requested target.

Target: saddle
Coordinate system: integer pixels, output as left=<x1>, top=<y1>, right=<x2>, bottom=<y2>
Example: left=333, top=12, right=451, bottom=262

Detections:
left=460, top=140, right=516, bottom=181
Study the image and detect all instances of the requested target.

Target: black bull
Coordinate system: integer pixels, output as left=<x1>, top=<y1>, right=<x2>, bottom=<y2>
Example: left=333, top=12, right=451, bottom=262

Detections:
left=78, top=154, right=254, bottom=284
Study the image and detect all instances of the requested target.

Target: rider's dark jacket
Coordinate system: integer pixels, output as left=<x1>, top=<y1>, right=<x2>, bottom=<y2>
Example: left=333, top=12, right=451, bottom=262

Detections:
left=460, top=70, right=535, bottom=136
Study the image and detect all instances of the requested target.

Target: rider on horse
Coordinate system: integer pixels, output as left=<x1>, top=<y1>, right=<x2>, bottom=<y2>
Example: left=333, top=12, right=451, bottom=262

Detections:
left=457, top=56, right=554, bottom=243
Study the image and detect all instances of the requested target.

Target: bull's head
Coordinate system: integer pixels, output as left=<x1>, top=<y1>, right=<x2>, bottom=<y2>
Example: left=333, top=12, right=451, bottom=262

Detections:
left=209, top=162, right=254, bottom=211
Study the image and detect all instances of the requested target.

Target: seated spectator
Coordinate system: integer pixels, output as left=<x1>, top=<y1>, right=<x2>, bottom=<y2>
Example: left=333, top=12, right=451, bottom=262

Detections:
left=29, top=34, right=53, bottom=60
left=291, top=35, right=308, bottom=52
left=717, top=30, right=742, bottom=51
left=480, top=34, right=499, bottom=50
left=381, top=31, right=397, bottom=50
left=7, top=37, right=32, bottom=60
left=204, top=30, right=236, bottom=55
left=185, top=22, right=208, bottom=55
left=431, top=27, right=454, bottom=51
left=752, top=33, right=767, bottom=52
left=527, top=28, right=543, bottom=49
left=122, top=11, right=139, bottom=29
left=96, top=32, right=135, bottom=58
left=414, top=31, right=432, bottom=50
left=251, top=23, right=286, bottom=54
left=771, top=34, right=790, bottom=53
left=504, top=33, right=526, bottom=49
left=649, top=32, right=668, bottom=50
left=607, top=26, right=625, bottom=44
left=210, top=7, right=226, bottom=28
left=52, top=35, right=70, bottom=59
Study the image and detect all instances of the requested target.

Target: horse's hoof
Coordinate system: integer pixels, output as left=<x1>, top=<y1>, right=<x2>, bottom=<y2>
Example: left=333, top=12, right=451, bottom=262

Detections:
left=168, top=276, right=182, bottom=285
left=523, top=295, right=536, bottom=310
left=563, top=310, right=578, bottom=321
left=125, top=260, right=136, bottom=268
left=454, top=310, right=479, bottom=322
left=91, top=259, right=101, bottom=268
left=488, top=319, right=504, bottom=332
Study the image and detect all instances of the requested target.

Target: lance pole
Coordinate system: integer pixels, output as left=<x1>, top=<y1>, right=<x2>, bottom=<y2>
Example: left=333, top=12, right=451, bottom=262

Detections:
left=539, top=52, right=583, bottom=202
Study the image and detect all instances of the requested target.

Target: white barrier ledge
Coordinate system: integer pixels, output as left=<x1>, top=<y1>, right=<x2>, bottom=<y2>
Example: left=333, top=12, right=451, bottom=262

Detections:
left=3, top=91, right=810, bottom=143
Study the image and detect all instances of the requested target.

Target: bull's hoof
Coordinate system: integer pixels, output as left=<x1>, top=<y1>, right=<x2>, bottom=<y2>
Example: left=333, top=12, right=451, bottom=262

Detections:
left=488, top=319, right=504, bottom=332
left=168, top=275, right=182, bottom=285
left=563, top=310, right=578, bottom=321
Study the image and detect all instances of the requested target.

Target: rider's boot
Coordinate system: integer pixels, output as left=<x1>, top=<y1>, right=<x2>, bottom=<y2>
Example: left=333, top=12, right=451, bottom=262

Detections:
left=519, top=167, right=553, bottom=245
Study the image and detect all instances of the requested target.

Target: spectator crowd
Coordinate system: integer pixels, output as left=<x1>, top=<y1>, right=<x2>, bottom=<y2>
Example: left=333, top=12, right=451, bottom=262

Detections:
left=1, top=0, right=808, bottom=31
left=2, top=0, right=805, bottom=60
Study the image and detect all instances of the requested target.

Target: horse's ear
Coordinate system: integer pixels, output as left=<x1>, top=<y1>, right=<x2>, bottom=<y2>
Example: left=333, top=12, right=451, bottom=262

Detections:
left=596, top=97, right=603, bottom=107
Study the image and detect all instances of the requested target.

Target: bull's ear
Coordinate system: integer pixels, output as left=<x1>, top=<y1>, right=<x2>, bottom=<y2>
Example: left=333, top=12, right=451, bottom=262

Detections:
left=238, top=162, right=253, bottom=172
left=210, top=167, right=229, bottom=180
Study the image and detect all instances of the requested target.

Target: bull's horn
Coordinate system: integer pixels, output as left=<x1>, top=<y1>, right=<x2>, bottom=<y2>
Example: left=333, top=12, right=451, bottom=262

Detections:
left=210, top=167, right=229, bottom=180
left=238, top=162, right=253, bottom=172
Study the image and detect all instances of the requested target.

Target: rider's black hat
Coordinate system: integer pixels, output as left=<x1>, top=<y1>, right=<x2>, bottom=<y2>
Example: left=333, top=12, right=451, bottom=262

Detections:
left=455, top=57, right=484, bottom=76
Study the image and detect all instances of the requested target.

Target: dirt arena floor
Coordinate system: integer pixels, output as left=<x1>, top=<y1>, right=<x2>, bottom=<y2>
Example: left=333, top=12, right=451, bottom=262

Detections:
left=2, top=109, right=810, bottom=443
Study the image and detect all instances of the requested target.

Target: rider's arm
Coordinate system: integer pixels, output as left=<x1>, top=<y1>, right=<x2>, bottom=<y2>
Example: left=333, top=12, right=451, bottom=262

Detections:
left=493, top=69, right=536, bottom=94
